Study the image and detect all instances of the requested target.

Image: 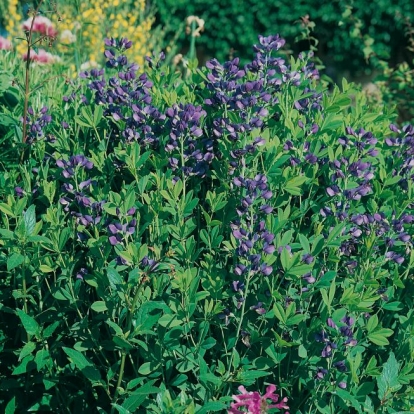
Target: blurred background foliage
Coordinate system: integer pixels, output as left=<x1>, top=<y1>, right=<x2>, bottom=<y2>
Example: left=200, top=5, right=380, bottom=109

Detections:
left=152, top=0, right=414, bottom=80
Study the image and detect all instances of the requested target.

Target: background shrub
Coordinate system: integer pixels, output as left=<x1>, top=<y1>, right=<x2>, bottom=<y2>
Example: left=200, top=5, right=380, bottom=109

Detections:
left=153, top=0, right=414, bottom=80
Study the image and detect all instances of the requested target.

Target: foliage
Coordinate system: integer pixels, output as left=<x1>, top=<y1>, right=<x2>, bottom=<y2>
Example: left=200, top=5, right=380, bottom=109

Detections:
left=1, top=31, right=414, bottom=414
left=153, top=0, right=414, bottom=77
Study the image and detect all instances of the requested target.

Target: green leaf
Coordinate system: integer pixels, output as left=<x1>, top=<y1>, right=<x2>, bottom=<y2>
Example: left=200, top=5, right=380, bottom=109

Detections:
left=158, top=314, right=182, bottom=327
left=0, top=229, right=14, bottom=239
left=273, top=303, right=286, bottom=323
left=23, top=205, right=36, bottom=236
left=39, top=264, right=54, bottom=273
left=196, top=402, right=227, bottom=413
left=12, top=355, right=34, bottom=375
left=366, top=314, right=379, bottom=333
left=298, top=234, right=310, bottom=252
left=62, top=347, right=101, bottom=382
left=112, top=404, right=131, bottom=414
left=113, top=336, right=134, bottom=351
left=7, top=253, right=25, bottom=271
left=326, top=222, right=346, bottom=246
left=298, top=344, right=308, bottom=358
left=43, top=321, right=59, bottom=339
left=74, top=115, right=91, bottom=128
left=93, top=105, right=103, bottom=126
left=286, top=175, right=307, bottom=187
left=138, top=362, right=160, bottom=375
left=16, top=309, right=40, bottom=336
left=368, top=328, right=394, bottom=346
left=199, top=372, right=223, bottom=386
left=107, top=267, right=123, bottom=287
left=315, top=271, right=336, bottom=288
left=19, top=341, right=36, bottom=361
left=280, top=247, right=292, bottom=271
left=35, top=349, right=50, bottom=370
left=377, top=352, right=401, bottom=400
left=122, top=381, right=159, bottom=411
left=237, top=369, right=269, bottom=383
left=336, top=388, right=362, bottom=412
left=90, top=301, right=108, bottom=312
left=0, top=203, right=15, bottom=217
left=5, top=397, right=16, bottom=414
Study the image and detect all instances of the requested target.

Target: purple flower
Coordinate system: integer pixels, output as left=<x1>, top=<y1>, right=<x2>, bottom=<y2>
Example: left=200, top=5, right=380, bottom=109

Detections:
left=385, top=251, right=405, bottom=264
left=218, top=308, right=233, bottom=326
left=14, top=187, right=24, bottom=198
left=232, top=280, right=245, bottom=292
left=321, top=341, right=337, bottom=357
left=303, top=273, right=316, bottom=284
left=333, top=360, right=347, bottom=372
left=302, top=254, right=314, bottom=264
left=315, top=367, right=328, bottom=380
left=76, top=268, right=88, bottom=280
left=260, top=263, right=273, bottom=276
left=315, top=330, right=329, bottom=343
left=327, top=318, right=337, bottom=328
left=250, top=302, right=266, bottom=315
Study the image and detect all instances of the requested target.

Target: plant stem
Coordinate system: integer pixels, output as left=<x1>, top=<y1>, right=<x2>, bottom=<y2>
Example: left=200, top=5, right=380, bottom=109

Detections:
left=225, top=269, right=252, bottom=380
left=21, top=0, right=45, bottom=163
left=110, top=275, right=147, bottom=411
left=110, top=351, right=127, bottom=413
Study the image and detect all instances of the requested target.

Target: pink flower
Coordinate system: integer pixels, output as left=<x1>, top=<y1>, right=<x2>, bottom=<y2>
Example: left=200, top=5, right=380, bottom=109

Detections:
left=22, top=15, right=58, bottom=38
left=23, top=49, right=61, bottom=64
left=228, top=384, right=289, bottom=414
left=0, top=36, right=12, bottom=50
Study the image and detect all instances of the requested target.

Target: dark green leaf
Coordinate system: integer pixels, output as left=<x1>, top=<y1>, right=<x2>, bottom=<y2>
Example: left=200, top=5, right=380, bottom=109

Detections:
left=122, top=381, right=159, bottom=411
left=62, top=347, right=101, bottom=382
left=5, top=396, right=16, bottom=414
left=16, top=309, right=40, bottom=336
left=7, top=253, right=25, bottom=271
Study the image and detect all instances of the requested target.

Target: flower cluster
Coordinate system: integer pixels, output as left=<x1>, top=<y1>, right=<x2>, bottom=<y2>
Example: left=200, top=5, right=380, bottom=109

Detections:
left=230, top=174, right=275, bottom=313
left=22, top=15, right=58, bottom=38
left=77, top=39, right=166, bottom=148
left=56, top=0, right=151, bottom=67
left=107, top=209, right=137, bottom=246
left=324, top=127, right=379, bottom=202
left=165, top=103, right=216, bottom=179
left=228, top=384, right=289, bottom=414
left=23, top=48, right=62, bottom=64
left=0, top=36, right=12, bottom=50
left=314, top=315, right=356, bottom=386
left=23, top=106, right=53, bottom=144
left=57, top=155, right=95, bottom=208
left=386, top=123, right=414, bottom=190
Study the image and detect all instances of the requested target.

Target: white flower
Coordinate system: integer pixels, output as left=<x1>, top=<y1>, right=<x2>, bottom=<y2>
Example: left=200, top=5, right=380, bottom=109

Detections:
left=80, top=60, right=99, bottom=71
left=61, top=29, right=76, bottom=44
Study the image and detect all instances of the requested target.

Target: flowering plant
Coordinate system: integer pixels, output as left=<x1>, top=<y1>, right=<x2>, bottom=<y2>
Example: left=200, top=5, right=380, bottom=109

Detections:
left=0, top=32, right=413, bottom=414
left=229, top=385, right=289, bottom=414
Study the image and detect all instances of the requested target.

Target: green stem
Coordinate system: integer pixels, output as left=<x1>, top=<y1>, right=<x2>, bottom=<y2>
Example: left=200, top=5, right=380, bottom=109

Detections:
left=225, top=269, right=253, bottom=380
left=111, top=275, right=147, bottom=411
left=110, top=351, right=127, bottom=412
